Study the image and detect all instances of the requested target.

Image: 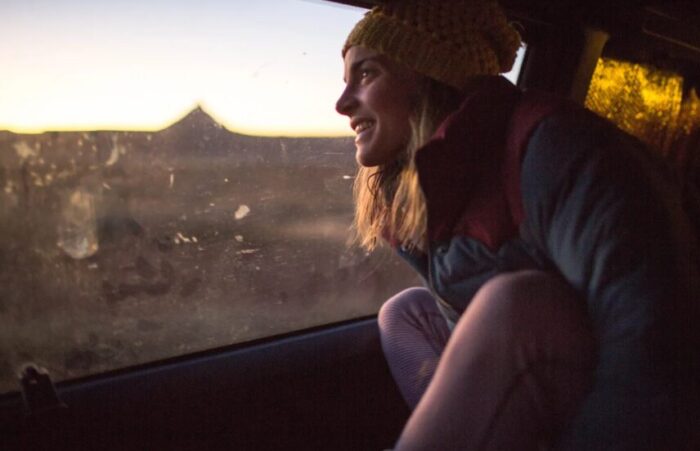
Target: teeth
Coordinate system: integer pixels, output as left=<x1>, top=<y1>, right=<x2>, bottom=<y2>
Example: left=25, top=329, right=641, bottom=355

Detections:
left=354, top=121, right=374, bottom=133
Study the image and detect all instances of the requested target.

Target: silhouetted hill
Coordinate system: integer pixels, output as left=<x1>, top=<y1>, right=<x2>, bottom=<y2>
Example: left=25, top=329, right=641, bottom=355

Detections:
left=0, top=106, right=355, bottom=168
left=157, top=106, right=355, bottom=166
left=167, top=106, right=227, bottom=134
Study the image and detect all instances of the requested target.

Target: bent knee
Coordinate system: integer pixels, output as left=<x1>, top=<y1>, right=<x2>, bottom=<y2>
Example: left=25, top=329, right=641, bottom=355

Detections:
left=469, top=270, right=588, bottom=333
left=378, top=287, right=436, bottom=330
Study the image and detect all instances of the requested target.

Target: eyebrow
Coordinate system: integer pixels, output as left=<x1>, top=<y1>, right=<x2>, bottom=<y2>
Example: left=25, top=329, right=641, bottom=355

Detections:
left=343, top=56, right=380, bottom=83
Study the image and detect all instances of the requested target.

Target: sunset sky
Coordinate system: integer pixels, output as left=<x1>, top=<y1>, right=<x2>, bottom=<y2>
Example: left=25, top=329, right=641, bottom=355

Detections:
left=1, top=0, right=366, bottom=136
left=1, top=0, right=524, bottom=137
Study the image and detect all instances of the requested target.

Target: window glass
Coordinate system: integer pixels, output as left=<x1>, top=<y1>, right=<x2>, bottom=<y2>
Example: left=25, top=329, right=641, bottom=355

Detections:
left=0, top=0, right=529, bottom=395
left=585, top=57, right=700, bottom=183
left=585, top=58, right=684, bottom=152
left=504, top=45, right=527, bottom=85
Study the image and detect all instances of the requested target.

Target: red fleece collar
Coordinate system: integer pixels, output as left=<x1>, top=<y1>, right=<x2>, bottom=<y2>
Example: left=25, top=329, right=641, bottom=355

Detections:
left=415, top=76, right=522, bottom=246
left=415, top=76, right=565, bottom=249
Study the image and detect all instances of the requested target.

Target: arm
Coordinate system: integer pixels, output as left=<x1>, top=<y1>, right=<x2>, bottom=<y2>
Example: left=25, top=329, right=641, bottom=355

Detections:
left=521, top=109, right=699, bottom=450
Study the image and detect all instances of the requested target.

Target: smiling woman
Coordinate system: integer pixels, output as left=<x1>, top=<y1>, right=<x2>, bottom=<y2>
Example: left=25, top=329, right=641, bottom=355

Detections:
left=336, top=47, right=420, bottom=166
left=2, top=0, right=699, bottom=450
left=0, top=0, right=435, bottom=396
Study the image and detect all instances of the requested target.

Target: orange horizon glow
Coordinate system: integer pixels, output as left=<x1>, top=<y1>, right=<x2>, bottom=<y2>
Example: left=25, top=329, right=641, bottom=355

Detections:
left=0, top=103, right=354, bottom=138
left=0, top=79, right=356, bottom=137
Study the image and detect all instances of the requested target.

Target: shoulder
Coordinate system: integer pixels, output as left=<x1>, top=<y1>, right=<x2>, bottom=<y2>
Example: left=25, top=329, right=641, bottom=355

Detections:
left=521, top=107, right=614, bottom=189
left=519, top=105, right=671, bottom=206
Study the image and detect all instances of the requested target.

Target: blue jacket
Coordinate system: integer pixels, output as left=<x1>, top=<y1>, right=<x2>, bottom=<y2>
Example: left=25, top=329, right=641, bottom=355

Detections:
left=397, top=76, right=700, bottom=450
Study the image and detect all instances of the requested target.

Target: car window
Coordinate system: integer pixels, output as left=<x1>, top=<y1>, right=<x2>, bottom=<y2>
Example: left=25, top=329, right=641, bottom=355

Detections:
left=585, top=57, right=700, bottom=179
left=504, top=45, right=527, bottom=86
left=0, top=0, right=529, bottom=395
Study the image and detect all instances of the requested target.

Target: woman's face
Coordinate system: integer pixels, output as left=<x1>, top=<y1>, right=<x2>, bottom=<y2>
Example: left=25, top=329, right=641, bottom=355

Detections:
left=336, top=46, right=419, bottom=167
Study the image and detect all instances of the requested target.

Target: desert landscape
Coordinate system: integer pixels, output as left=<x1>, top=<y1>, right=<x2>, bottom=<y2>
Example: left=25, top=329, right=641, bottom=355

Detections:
left=0, top=108, right=420, bottom=394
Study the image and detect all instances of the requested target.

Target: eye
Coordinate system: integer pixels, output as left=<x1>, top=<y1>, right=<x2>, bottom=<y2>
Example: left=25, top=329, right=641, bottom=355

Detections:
left=359, top=67, right=377, bottom=83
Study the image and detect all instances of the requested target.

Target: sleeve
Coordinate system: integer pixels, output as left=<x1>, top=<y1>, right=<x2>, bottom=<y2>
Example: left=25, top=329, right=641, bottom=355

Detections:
left=520, top=109, right=700, bottom=450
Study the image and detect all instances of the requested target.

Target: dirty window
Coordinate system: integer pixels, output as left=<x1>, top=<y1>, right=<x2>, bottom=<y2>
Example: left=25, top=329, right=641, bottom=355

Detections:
left=585, top=57, right=700, bottom=182
left=0, top=0, right=426, bottom=394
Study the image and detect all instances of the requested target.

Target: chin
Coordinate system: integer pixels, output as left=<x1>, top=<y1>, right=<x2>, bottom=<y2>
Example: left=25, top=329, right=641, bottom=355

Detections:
left=355, top=141, right=404, bottom=167
left=355, top=148, right=380, bottom=167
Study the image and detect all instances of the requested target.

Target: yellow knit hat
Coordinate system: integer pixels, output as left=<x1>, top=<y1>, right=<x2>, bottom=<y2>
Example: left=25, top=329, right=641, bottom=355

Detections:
left=342, top=0, right=521, bottom=91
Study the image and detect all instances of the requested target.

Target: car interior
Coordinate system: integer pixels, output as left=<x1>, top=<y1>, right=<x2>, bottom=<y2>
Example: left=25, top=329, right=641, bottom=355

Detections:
left=1, top=0, right=699, bottom=450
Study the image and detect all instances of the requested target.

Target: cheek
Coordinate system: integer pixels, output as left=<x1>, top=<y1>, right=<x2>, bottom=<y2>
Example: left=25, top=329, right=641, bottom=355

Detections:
left=383, top=99, right=413, bottom=147
left=367, top=77, right=418, bottom=160
left=371, top=75, right=416, bottom=119
left=386, top=87, right=415, bottom=119
left=384, top=84, right=416, bottom=135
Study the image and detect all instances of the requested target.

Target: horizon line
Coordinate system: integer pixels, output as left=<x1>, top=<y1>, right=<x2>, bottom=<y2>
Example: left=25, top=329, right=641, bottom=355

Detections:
left=0, top=104, right=353, bottom=139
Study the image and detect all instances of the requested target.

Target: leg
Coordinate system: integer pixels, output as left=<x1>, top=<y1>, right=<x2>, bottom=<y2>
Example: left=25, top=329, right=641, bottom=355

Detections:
left=395, top=270, right=597, bottom=451
left=378, top=287, right=451, bottom=409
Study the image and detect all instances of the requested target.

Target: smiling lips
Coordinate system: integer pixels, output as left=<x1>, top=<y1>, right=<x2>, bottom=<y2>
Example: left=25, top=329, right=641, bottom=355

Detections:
left=352, top=120, right=375, bottom=143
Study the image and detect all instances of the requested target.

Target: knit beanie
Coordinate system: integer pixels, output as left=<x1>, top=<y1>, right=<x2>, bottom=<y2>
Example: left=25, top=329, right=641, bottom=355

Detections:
left=342, top=0, right=521, bottom=91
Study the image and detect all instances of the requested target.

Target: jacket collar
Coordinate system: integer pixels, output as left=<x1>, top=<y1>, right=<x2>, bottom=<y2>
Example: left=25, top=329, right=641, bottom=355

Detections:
left=415, top=76, right=523, bottom=244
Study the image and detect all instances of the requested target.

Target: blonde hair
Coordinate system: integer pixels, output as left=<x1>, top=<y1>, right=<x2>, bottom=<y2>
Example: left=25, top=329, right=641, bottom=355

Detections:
left=352, top=77, right=465, bottom=251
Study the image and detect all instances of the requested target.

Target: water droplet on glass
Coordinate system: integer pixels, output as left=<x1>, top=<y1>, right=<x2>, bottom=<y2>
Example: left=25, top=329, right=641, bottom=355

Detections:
left=234, top=205, right=250, bottom=220
left=57, top=188, right=99, bottom=259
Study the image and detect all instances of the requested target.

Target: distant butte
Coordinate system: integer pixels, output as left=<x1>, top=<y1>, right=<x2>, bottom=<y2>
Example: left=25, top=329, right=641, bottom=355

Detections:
left=165, top=105, right=226, bottom=133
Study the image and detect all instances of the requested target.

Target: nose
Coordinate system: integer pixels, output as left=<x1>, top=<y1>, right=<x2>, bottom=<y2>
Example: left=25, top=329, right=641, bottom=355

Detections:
left=335, top=85, right=356, bottom=116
